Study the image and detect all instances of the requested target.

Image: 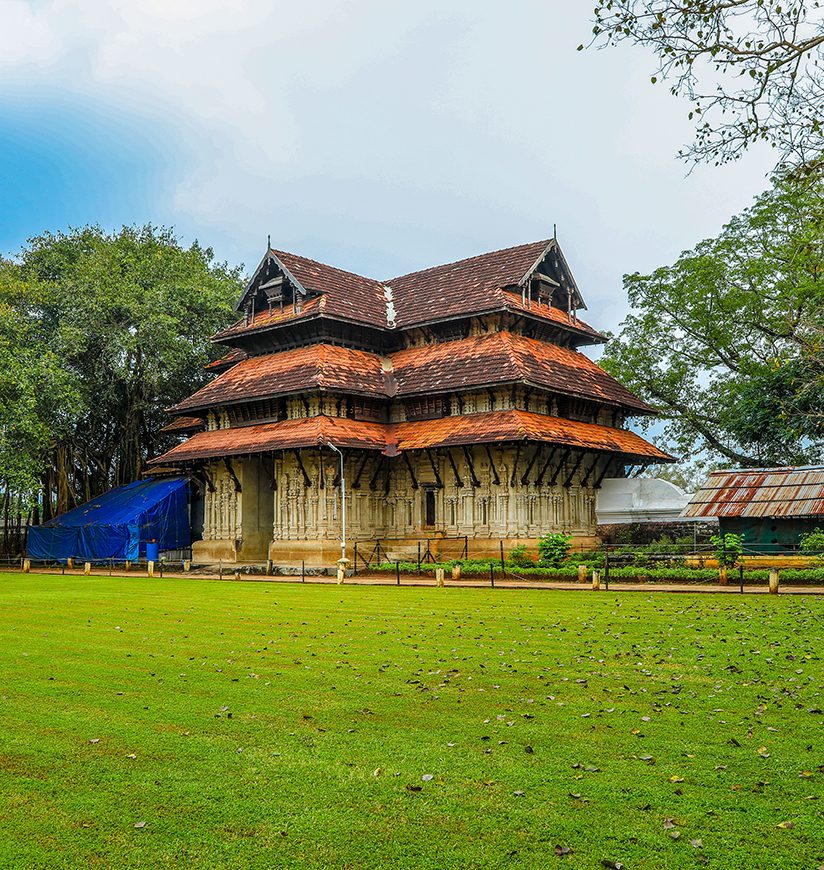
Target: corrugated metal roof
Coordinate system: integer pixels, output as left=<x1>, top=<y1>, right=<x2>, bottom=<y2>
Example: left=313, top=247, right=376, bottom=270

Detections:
left=681, top=465, right=824, bottom=519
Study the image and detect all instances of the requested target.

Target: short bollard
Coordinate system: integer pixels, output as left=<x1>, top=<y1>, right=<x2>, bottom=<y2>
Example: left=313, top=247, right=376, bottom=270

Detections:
left=124, top=560, right=131, bottom=572
left=183, top=560, right=191, bottom=573
left=577, top=564, right=587, bottom=584
left=84, top=562, right=91, bottom=576
left=23, top=559, right=30, bottom=574
left=592, top=570, right=601, bottom=591
left=451, top=564, right=461, bottom=581
left=769, top=569, right=779, bottom=594
left=337, top=557, right=349, bottom=585
left=67, top=558, right=74, bottom=570
left=266, top=559, right=273, bottom=576
left=234, top=569, right=241, bottom=581
left=719, top=566, right=729, bottom=586
left=147, top=560, right=155, bottom=578
left=436, top=567, right=445, bottom=587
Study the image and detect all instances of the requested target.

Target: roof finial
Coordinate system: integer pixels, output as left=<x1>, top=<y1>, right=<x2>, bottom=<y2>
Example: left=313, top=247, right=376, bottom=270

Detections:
left=553, top=224, right=557, bottom=243
left=267, top=234, right=271, bottom=251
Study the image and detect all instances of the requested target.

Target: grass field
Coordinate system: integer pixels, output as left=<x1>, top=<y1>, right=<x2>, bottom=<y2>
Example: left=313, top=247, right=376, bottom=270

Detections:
left=0, top=575, right=822, bottom=869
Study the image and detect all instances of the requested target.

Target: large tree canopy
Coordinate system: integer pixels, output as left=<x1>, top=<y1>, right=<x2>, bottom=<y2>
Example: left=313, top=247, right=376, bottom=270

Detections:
left=587, top=0, right=824, bottom=170
left=601, top=174, right=824, bottom=468
left=0, top=226, right=243, bottom=522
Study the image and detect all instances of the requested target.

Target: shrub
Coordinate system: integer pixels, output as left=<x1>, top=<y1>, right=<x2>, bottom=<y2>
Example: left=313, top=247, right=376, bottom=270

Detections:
left=538, top=532, right=571, bottom=567
left=506, top=544, right=535, bottom=568
left=800, top=528, right=824, bottom=559
left=710, top=533, right=744, bottom=568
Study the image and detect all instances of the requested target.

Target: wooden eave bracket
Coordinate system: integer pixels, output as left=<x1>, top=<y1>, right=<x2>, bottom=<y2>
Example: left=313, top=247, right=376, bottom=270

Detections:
left=292, top=449, right=312, bottom=487
left=223, top=458, right=242, bottom=493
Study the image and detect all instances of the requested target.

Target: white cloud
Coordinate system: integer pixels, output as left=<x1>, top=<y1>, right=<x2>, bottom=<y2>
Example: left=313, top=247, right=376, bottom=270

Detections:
left=0, top=0, right=775, bottom=332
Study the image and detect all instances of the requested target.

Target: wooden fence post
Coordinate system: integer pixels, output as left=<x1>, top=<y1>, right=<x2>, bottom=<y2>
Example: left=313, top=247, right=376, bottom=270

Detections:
left=577, top=564, right=587, bottom=584
left=592, top=570, right=601, bottom=591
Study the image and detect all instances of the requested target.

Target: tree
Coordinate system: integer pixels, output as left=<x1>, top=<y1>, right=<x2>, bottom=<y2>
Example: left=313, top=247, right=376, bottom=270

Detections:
left=0, top=225, right=243, bottom=522
left=586, top=0, right=824, bottom=170
left=601, top=173, right=824, bottom=468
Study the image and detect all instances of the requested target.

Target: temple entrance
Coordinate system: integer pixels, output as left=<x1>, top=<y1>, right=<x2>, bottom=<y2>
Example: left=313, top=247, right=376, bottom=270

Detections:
left=424, top=488, right=437, bottom=527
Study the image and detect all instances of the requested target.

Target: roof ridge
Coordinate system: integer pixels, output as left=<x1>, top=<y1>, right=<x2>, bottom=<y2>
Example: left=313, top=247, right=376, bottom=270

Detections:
left=385, top=239, right=553, bottom=283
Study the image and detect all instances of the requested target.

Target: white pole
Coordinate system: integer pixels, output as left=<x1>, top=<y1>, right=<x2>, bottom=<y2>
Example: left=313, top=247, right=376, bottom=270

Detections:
left=328, top=444, right=346, bottom=562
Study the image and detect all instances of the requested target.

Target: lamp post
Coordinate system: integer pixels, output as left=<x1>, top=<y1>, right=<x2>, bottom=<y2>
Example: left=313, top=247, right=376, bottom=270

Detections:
left=326, top=443, right=346, bottom=562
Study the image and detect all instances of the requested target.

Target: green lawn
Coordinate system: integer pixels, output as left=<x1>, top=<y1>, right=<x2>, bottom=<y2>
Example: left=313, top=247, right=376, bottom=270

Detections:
left=0, top=576, right=822, bottom=869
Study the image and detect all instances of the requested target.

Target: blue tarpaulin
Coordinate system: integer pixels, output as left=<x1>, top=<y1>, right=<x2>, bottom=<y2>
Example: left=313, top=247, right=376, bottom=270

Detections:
left=27, top=477, right=190, bottom=562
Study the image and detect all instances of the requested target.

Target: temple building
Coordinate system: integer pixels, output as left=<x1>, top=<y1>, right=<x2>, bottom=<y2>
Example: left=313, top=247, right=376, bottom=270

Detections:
left=151, top=238, right=672, bottom=565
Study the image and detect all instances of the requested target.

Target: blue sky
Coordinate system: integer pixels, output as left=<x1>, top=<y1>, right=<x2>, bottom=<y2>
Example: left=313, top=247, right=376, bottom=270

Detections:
left=0, top=0, right=775, bottom=338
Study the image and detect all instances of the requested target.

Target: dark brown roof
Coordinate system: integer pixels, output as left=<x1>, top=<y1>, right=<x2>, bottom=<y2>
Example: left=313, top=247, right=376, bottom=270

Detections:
left=151, top=417, right=388, bottom=464
left=151, top=410, right=672, bottom=464
left=272, top=249, right=388, bottom=328
left=205, top=348, right=247, bottom=371
left=682, top=466, right=824, bottom=519
left=391, top=331, right=653, bottom=412
left=387, top=240, right=549, bottom=328
left=172, top=344, right=391, bottom=412
left=214, top=240, right=602, bottom=340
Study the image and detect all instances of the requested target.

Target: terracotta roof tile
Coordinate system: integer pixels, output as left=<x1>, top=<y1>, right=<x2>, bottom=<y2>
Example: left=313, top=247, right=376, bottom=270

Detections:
left=390, top=410, right=673, bottom=461
left=151, top=417, right=387, bottom=464
left=274, top=249, right=388, bottom=328
left=387, top=240, right=550, bottom=328
left=391, top=332, right=653, bottom=412
left=502, top=290, right=604, bottom=340
left=213, top=297, right=323, bottom=340
left=205, top=348, right=248, bottom=371
left=173, top=345, right=390, bottom=412
left=152, top=410, right=671, bottom=464
left=160, top=416, right=205, bottom=434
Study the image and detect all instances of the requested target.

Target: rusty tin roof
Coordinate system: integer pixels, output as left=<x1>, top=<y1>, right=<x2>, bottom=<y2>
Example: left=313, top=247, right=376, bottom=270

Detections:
left=682, top=465, right=824, bottom=519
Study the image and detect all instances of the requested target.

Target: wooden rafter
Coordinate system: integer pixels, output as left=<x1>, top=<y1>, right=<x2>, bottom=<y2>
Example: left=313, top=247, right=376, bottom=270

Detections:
left=369, top=456, right=385, bottom=491
left=534, top=447, right=557, bottom=486
left=352, top=451, right=370, bottom=489
left=484, top=445, right=501, bottom=486
left=292, top=449, right=311, bottom=488
left=447, top=450, right=464, bottom=488
left=594, top=457, right=614, bottom=489
left=200, top=466, right=216, bottom=493
left=548, top=447, right=572, bottom=486
left=224, top=458, right=242, bottom=493
left=520, top=445, right=540, bottom=486
left=403, top=452, right=419, bottom=489
left=563, top=451, right=586, bottom=488
left=425, top=450, right=443, bottom=489
left=509, top=443, right=522, bottom=487
left=462, top=446, right=481, bottom=488
left=580, top=454, right=600, bottom=488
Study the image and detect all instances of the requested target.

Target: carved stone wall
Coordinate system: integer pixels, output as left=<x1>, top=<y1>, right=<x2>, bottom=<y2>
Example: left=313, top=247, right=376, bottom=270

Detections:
left=196, top=444, right=608, bottom=564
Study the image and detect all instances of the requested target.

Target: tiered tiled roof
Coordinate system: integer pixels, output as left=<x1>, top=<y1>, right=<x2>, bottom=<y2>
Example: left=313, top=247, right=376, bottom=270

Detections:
left=173, top=345, right=390, bottom=412
left=175, top=331, right=653, bottom=412
left=152, top=411, right=672, bottom=465
left=153, top=417, right=388, bottom=463
left=391, top=332, right=653, bottom=411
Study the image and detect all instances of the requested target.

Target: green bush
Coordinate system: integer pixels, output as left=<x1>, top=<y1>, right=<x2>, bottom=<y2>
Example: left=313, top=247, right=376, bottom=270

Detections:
left=506, top=544, right=535, bottom=568
left=711, top=533, right=744, bottom=568
left=537, top=532, right=571, bottom=567
left=800, top=528, right=824, bottom=558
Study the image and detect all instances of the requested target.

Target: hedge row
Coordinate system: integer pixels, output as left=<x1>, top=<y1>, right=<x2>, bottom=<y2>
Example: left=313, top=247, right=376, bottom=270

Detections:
left=369, top=561, right=824, bottom=584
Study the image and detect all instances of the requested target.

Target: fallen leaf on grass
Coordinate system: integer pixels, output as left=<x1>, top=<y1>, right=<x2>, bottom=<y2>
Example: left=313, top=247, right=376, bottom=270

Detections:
left=777, top=820, right=794, bottom=829
left=421, top=774, right=433, bottom=781
left=405, top=785, right=422, bottom=792
left=554, top=844, right=573, bottom=856
left=134, top=821, right=146, bottom=829
left=601, top=860, right=624, bottom=869
left=88, top=738, right=100, bottom=744
left=690, top=839, right=703, bottom=849
left=668, top=830, right=681, bottom=840
left=513, top=790, right=525, bottom=797
left=668, top=775, right=684, bottom=783
left=372, top=767, right=381, bottom=777
left=757, top=746, right=770, bottom=758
